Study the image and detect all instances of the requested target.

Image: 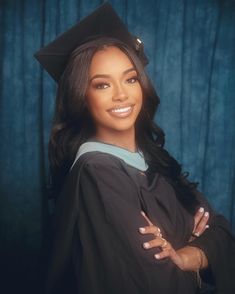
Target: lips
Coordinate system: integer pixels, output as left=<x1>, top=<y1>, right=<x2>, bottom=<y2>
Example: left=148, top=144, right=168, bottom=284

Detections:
left=107, top=104, right=134, bottom=118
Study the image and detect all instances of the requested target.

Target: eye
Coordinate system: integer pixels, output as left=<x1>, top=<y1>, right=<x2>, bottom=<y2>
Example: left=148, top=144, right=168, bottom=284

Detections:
left=93, top=83, right=110, bottom=90
left=126, top=76, right=138, bottom=84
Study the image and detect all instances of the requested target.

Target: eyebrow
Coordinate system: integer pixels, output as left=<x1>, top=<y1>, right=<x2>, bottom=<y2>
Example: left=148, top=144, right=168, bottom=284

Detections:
left=90, top=67, right=136, bottom=82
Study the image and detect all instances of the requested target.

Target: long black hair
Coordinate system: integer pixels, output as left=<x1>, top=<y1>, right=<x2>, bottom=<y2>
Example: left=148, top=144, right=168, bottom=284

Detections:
left=49, top=37, right=199, bottom=214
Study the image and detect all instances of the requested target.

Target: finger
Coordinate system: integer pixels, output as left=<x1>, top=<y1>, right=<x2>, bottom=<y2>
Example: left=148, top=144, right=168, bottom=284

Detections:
left=143, top=237, right=166, bottom=249
left=193, top=211, right=209, bottom=236
left=154, top=249, right=172, bottom=259
left=139, top=225, right=161, bottom=236
left=141, top=211, right=153, bottom=226
left=154, top=248, right=184, bottom=270
left=193, top=207, right=205, bottom=231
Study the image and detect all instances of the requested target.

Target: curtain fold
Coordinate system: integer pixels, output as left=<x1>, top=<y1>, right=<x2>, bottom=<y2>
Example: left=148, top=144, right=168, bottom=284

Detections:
left=0, top=0, right=234, bottom=293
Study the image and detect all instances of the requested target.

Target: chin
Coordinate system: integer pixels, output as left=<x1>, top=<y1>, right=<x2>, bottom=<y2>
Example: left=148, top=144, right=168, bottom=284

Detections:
left=109, top=125, right=135, bottom=134
left=109, top=119, right=137, bottom=132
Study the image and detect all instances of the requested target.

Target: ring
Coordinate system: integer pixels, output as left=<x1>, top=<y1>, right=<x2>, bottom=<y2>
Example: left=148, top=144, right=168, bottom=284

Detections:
left=191, top=232, right=200, bottom=238
left=154, top=227, right=162, bottom=238
left=160, top=237, right=168, bottom=249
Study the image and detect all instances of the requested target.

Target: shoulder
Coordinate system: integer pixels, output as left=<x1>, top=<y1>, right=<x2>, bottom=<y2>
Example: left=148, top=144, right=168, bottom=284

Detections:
left=60, top=152, right=124, bottom=196
left=68, top=152, right=137, bottom=193
left=71, top=151, right=124, bottom=173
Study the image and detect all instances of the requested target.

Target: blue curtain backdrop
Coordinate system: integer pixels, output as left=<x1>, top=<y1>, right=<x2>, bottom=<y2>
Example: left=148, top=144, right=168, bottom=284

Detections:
left=0, top=0, right=235, bottom=293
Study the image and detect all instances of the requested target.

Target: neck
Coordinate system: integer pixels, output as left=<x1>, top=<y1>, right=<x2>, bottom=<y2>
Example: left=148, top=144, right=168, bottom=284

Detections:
left=94, top=128, right=137, bottom=152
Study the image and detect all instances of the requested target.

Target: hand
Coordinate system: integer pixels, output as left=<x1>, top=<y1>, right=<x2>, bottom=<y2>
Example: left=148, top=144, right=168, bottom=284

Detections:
left=139, top=211, right=208, bottom=271
left=139, top=211, right=186, bottom=270
left=190, top=207, right=209, bottom=241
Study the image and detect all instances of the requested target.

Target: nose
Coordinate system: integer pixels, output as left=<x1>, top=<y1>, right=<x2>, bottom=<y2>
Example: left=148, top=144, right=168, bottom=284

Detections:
left=112, top=83, right=128, bottom=102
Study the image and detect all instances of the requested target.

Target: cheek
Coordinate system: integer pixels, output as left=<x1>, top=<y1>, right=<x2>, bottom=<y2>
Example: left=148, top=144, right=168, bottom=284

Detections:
left=133, top=83, right=143, bottom=97
left=86, top=93, right=108, bottom=119
left=134, top=86, right=143, bottom=109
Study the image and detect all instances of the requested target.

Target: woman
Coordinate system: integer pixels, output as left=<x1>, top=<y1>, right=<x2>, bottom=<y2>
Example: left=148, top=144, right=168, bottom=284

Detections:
left=35, top=3, right=235, bottom=294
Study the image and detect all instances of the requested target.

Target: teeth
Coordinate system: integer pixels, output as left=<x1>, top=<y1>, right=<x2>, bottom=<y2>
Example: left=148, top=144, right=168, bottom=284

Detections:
left=111, top=106, right=132, bottom=113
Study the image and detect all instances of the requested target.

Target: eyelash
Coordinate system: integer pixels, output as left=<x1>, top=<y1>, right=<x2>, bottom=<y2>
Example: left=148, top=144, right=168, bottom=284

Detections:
left=94, top=83, right=109, bottom=90
left=127, top=76, right=138, bottom=84
left=93, top=76, right=139, bottom=90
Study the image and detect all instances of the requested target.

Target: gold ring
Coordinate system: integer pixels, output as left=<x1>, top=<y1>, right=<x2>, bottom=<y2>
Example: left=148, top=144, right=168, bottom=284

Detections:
left=160, top=238, right=168, bottom=249
left=154, top=227, right=162, bottom=237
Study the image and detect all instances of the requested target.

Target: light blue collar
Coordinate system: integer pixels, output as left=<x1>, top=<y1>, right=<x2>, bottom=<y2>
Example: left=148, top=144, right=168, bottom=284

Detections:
left=71, top=142, right=148, bottom=171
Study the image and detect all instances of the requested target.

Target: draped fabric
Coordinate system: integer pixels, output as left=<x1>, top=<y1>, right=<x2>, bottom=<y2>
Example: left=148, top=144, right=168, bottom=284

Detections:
left=0, top=0, right=234, bottom=293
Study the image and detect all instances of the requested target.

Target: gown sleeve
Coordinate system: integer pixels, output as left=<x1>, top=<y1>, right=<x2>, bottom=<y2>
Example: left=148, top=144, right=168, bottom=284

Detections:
left=187, top=187, right=235, bottom=294
left=45, top=155, right=90, bottom=294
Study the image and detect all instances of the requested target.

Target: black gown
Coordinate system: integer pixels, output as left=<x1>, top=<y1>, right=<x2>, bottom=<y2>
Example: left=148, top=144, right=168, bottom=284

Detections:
left=47, top=151, right=235, bottom=294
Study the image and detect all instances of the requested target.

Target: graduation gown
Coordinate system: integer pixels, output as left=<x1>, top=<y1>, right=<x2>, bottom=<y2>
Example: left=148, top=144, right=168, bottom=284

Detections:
left=47, top=144, right=235, bottom=294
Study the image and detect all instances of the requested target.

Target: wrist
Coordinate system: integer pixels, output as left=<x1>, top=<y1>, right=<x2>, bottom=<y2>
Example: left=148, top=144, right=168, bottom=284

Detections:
left=196, top=247, right=208, bottom=270
left=177, top=246, right=208, bottom=272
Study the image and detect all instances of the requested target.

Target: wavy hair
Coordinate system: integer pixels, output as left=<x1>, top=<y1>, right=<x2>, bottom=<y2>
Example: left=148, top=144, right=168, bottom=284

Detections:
left=49, top=37, right=199, bottom=214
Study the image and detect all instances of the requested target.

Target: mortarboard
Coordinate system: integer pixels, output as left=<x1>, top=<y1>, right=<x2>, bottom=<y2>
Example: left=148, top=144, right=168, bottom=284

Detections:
left=34, top=2, right=148, bottom=83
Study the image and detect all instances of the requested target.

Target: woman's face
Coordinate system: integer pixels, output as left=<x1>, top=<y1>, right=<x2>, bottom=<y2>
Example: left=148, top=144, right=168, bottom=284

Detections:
left=86, top=46, right=143, bottom=140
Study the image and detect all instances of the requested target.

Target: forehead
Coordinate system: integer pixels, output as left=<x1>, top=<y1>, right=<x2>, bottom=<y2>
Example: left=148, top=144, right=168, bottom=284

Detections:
left=89, top=46, right=134, bottom=75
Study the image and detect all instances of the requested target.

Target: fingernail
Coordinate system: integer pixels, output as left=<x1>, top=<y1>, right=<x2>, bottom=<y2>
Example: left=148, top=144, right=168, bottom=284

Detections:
left=141, top=211, right=146, bottom=216
left=199, top=207, right=204, bottom=213
left=143, top=242, right=150, bottom=249
left=205, top=225, right=209, bottom=229
left=139, top=227, right=145, bottom=233
left=204, top=212, right=209, bottom=217
left=194, top=232, right=200, bottom=237
left=154, top=254, right=160, bottom=259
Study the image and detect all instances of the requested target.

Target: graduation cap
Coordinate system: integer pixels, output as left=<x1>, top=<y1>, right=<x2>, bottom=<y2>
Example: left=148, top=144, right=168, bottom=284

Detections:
left=34, top=2, right=148, bottom=82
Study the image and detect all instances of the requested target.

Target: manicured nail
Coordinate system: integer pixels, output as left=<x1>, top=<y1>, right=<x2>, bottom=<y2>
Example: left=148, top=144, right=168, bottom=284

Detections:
left=143, top=242, right=150, bottom=249
left=194, top=232, right=200, bottom=237
left=205, top=225, right=209, bottom=229
left=154, top=254, right=160, bottom=259
left=141, top=211, right=146, bottom=216
left=139, top=227, right=145, bottom=233
left=199, top=207, right=204, bottom=213
left=204, top=212, right=209, bottom=217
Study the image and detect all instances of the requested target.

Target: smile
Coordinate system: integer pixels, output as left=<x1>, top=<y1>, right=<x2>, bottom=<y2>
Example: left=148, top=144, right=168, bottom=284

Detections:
left=108, top=105, right=134, bottom=118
